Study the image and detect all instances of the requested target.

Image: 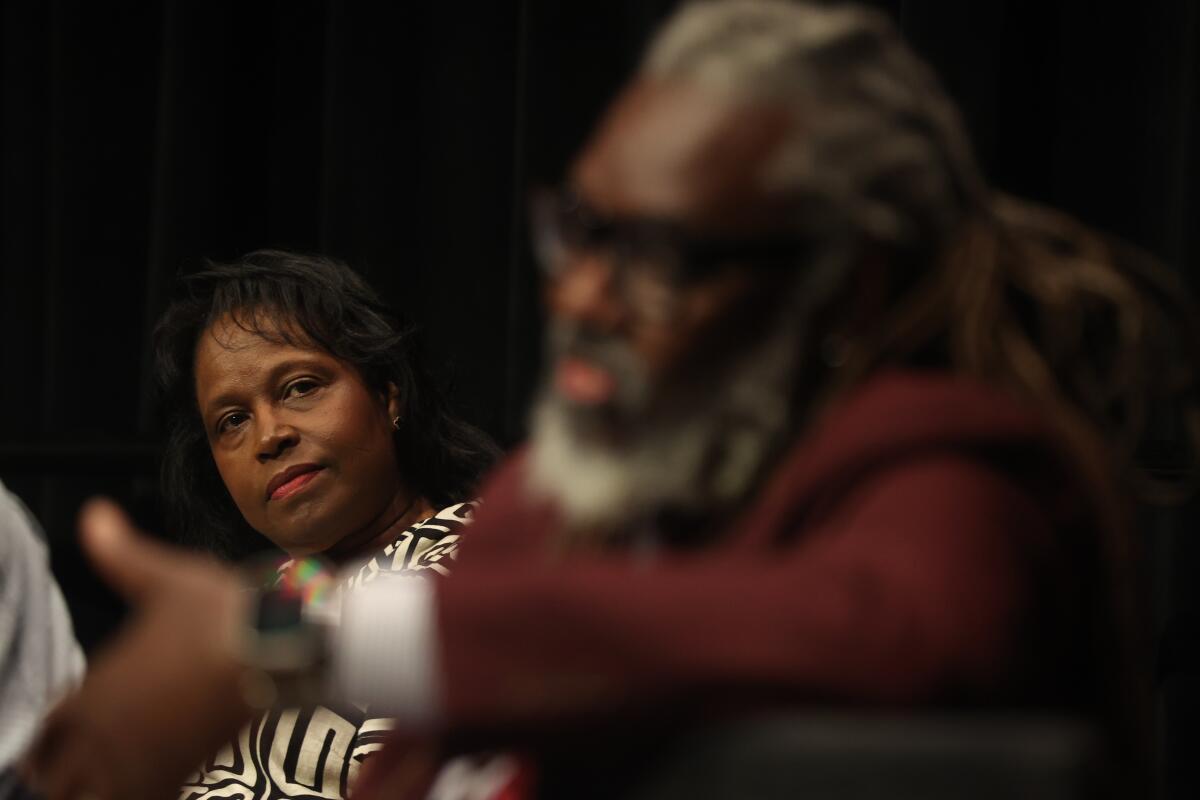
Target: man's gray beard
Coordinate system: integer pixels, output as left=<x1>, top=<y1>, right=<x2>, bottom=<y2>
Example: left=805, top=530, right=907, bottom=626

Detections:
left=526, top=279, right=815, bottom=540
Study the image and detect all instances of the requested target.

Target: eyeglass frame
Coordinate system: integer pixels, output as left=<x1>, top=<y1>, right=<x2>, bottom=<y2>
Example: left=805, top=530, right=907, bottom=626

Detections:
left=529, top=185, right=818, bottom=324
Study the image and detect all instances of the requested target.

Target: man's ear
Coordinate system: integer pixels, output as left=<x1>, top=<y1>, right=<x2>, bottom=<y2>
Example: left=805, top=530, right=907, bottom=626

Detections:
left=384, top=382, right=402, bottom=425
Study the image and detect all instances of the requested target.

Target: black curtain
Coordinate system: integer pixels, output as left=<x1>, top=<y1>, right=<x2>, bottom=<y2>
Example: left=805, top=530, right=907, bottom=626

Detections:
left=3, top=0, right=1199, bottom=795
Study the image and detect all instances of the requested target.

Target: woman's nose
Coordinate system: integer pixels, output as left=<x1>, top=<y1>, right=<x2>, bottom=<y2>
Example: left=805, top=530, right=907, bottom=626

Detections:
left=256, top=419, right=299, bottom=462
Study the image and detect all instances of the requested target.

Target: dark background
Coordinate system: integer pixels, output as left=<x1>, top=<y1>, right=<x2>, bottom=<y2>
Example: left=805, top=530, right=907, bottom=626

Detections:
left=2, top=0, right=1199, bottom=795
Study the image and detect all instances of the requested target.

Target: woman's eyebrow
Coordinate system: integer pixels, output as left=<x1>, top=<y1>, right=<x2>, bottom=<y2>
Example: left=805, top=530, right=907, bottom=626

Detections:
left=266, top=356, right=334, bottom=388
left=201, top=356, right=330, bottom=417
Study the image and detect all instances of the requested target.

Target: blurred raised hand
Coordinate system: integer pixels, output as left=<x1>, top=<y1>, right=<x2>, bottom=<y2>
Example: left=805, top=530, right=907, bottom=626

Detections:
left=23, top=499, right=252, bottom=800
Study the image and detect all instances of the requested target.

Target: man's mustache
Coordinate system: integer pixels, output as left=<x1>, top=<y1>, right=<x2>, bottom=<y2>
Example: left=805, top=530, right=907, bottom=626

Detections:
left=547, top=323, right=648, bottom=410
left=550, top=324, right=635, bottom=376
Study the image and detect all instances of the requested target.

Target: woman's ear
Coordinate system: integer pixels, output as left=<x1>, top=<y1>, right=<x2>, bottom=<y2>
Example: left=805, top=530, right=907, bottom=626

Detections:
left=384, top=382, right=402, bottom=427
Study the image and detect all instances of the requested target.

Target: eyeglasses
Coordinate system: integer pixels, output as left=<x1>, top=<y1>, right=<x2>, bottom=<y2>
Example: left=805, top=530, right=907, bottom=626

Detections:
left=530, top=186, right=815, bottom=324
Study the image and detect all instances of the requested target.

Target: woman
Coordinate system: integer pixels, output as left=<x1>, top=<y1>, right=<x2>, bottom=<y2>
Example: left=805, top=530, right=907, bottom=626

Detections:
left=153, top=250, right=498, bottom=798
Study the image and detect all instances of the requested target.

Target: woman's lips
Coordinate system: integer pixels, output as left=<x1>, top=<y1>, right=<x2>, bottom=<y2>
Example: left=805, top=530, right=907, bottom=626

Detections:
left=555, top=356, right=616, bottom=405
left=268, top=467, right=325, bottom=501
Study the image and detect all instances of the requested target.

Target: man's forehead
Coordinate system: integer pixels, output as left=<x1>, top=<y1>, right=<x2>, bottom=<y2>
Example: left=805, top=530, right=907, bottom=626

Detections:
left=571, top=79, right=797, bottom=231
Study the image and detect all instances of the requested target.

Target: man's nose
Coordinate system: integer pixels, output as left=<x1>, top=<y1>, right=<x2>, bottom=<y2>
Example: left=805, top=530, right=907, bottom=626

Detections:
left=547, top=251, right=626, bottom=331
left=256, top=417, right=299, bottom=463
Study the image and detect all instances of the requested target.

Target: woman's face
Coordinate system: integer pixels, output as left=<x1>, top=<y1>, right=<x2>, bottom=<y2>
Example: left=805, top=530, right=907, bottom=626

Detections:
left=192, top=313, right=404, bottom=556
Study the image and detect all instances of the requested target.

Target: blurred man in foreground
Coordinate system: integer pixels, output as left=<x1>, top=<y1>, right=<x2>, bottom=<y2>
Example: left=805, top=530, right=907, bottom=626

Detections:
left=24, top=1, right=1200, bottom=798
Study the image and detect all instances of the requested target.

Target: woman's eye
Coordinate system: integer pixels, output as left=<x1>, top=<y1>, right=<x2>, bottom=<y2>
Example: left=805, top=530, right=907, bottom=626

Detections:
left=217, top=412, right=248, bottom=434
left=285, top=379, right=320, bottom=399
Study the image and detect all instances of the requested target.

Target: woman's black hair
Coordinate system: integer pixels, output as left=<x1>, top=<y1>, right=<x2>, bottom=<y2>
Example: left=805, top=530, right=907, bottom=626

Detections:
left=154, top=249, right=501, bottom=559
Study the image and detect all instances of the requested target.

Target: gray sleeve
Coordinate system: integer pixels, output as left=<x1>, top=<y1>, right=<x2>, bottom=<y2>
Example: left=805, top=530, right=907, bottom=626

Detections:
left=0, top=480, right=85, bottom=768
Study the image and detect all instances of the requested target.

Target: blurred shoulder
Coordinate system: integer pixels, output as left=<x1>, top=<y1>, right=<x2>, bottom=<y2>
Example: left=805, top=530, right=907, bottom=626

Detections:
left=0, top=479, right=49, bottom=567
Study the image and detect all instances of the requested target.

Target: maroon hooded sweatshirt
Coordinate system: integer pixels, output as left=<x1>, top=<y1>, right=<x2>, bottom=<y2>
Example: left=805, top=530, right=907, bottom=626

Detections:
left=355, top=369, right=1118, bottom=798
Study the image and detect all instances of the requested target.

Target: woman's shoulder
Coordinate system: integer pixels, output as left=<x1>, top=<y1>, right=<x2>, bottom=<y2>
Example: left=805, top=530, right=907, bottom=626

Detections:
left=343, top=500, right=482, bottom=588
left=411, top=500, right=480, bottom=534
